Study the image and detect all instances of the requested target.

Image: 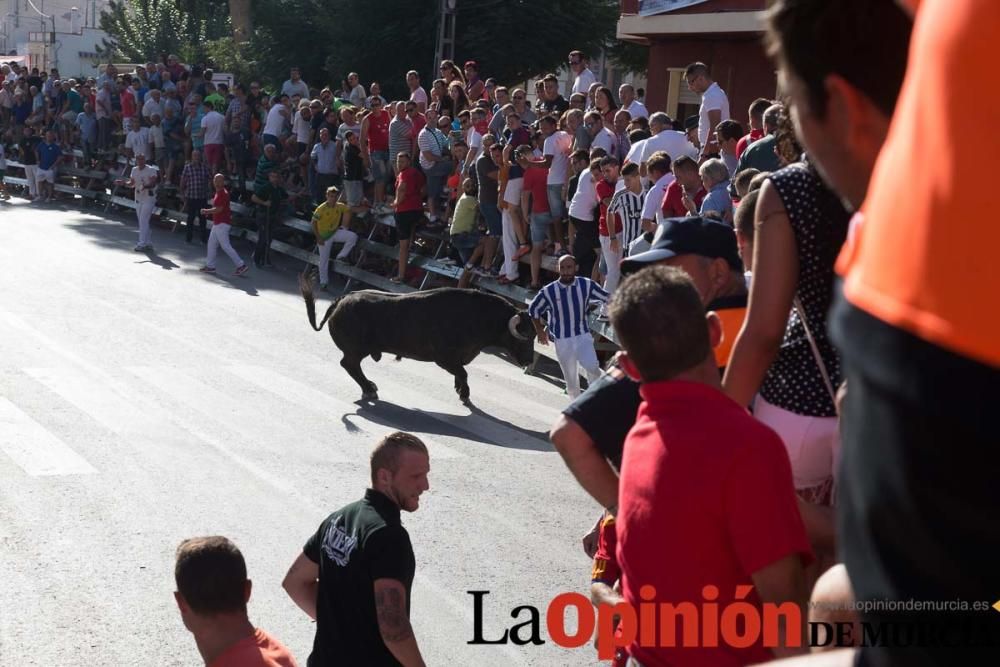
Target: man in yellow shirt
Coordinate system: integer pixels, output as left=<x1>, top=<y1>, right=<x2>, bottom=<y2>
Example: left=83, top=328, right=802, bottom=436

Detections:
left=312, top=186, right=360, bottom=290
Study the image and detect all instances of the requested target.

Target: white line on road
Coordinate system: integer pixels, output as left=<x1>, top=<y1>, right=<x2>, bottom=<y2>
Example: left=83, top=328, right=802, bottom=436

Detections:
left=0, top=397, right=97, bottom=476
left=124, top=365, right=354, bottom=463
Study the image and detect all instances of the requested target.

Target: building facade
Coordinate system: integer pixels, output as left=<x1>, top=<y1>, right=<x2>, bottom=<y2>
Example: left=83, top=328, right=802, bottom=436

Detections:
left=2, top=0, right=109, bottom=77
left=618, top=0, right=775, bottom=127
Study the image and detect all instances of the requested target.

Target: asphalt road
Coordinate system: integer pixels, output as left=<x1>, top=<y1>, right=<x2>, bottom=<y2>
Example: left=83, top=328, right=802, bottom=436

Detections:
left=0, top=199, right=602, bottom=666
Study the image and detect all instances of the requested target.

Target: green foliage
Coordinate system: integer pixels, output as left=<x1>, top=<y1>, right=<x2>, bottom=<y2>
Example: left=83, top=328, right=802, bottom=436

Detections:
left=607, top=40, right=649, bottom=76
left=203, top=36, right=260, bottom=86
left=97, top=0, right=230, bottom=63
left=251, top=0, right=624, bottom=97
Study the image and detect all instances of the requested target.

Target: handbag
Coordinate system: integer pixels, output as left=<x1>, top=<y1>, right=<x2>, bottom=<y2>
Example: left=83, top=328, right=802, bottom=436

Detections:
left=793, top=296, right=839, bottom=414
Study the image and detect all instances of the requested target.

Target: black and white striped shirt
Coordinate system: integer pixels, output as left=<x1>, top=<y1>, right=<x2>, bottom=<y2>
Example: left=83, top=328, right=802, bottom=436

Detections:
left=608, top=188, right=645, bottom=251
left=528, top=277, right=609, bottom=340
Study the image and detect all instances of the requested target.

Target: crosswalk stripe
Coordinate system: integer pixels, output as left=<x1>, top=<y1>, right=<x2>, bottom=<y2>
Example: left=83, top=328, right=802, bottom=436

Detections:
left=0, top=397, right=97, bottom=476
left=23, top=365, right=324, bottom=502
left=124, top=365, right=351, bottom=463
left=25, top=366, right=168, bottom=436
left=225, top=364, right=465, bottom=460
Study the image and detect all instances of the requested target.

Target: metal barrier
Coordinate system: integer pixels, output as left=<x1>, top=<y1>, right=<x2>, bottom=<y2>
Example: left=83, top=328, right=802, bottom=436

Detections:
left=2, top=153, right=619, bottom=349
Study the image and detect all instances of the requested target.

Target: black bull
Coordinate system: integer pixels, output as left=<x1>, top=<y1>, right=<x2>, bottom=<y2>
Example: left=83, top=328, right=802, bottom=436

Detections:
left=299, top=275, right=536, bottom=403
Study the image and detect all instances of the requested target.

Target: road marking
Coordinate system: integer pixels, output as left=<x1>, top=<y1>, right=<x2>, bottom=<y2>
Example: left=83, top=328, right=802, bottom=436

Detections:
left=124, top=365, right=352, bottom=463
left=25, top=366, right=165, bottom=436
left=0, top=397, right=97, bottom=476
left=225, top=364, right=465, bottom=459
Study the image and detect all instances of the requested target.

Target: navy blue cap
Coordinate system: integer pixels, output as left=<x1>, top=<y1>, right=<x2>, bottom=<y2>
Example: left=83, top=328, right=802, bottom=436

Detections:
left=621, top=216, right=742, bottom=275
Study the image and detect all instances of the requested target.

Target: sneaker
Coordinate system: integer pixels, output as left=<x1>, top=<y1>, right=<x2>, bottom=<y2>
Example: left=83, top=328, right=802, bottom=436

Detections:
left=471, top=266, right=490, bottom=277
left=389, top=276, right=404, bottom=284
left=199, top=266, right=217, bottom=273
left=319, top=283, right=329, bottom=291
left=133, top=244, right=145, bottom=252
left=234, top=264, right=249, bottom=276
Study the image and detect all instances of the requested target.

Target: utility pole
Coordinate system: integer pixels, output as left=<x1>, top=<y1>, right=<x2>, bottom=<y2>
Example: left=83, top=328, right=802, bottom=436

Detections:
left=432, top=0, right=456, bottom=80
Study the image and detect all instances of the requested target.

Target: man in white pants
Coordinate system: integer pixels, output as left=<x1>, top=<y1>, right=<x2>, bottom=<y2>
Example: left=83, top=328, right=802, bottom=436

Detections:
left=528, top=255, right=608, bottom=398
left=199, top=174, right=249, bottom=276
left=117, top=153, right=159, bottom=251
left=310, top=185, right=359, bottom=289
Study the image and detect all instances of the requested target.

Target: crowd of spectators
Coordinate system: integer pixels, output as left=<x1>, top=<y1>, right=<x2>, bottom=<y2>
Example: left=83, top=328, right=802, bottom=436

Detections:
left=6, top=0, right=998, bottom=664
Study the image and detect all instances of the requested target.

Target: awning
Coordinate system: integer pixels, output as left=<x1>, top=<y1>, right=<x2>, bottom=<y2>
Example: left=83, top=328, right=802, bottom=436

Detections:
left=1, top=55, right=29, bottom=64
left=639, top=0, right=710, bottom=16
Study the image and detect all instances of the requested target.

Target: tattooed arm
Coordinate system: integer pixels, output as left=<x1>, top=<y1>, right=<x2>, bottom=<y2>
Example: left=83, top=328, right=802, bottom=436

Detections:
left=374, top=578, right=425, bottom=667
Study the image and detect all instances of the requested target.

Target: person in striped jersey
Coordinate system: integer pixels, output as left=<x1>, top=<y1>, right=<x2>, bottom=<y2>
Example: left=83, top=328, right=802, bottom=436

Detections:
left=607, top=162, right=646, bottom=256
left=528, top=255, right=609, bottom=398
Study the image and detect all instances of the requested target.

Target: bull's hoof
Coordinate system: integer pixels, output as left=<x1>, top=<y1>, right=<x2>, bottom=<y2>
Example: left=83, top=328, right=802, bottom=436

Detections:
left=362, top=390, right=379, bottom=401
left=371, top=351, right=382, bottom=362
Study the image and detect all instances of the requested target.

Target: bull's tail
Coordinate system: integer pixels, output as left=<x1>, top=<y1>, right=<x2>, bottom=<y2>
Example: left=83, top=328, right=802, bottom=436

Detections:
left=299, top=272, right=340, bottom=332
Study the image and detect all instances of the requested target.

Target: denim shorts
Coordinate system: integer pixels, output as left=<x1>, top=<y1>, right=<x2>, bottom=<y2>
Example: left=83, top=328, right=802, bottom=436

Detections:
left=547, top=183, right=565, bottom=220
left=479, top=201, right=502, bottom=236
left=530, top=212, right=552, bottom=243
left=451, top=231, right=481, bottom=264
left=343, top=179, right=363, bottom=206
left=370, top=150, right=390, bottom=182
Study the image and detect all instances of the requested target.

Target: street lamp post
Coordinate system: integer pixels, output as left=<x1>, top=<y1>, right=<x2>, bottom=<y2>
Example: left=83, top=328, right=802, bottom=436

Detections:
left=432, top=0, right=456, bottom=81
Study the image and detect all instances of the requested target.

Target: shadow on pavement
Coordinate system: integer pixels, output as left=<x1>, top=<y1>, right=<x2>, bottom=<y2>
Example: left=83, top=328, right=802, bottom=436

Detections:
left=348, top=398, right=552, bottom=452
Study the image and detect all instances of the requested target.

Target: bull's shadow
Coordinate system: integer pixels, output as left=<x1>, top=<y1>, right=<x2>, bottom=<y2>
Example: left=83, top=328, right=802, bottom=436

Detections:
left=346, top=399, right=553, bottom=452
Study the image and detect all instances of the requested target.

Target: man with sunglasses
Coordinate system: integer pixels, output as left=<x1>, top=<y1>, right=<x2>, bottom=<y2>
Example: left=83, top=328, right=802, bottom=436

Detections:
left=509, top=88, right=535, bottom=125
left=361, top=94, right=392, bottom=208
left=569, top=50, right=596, bottom=96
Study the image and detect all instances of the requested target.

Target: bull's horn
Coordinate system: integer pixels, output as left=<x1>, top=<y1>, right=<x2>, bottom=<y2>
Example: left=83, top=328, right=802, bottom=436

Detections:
left=508, top=313, right=531, bottom=341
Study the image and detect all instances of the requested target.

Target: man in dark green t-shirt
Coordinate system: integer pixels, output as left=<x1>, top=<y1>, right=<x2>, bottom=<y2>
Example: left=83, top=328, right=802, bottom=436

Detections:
left=283, top=432, right=430, bottom=667
left=249, top=168, right=287, bottom=267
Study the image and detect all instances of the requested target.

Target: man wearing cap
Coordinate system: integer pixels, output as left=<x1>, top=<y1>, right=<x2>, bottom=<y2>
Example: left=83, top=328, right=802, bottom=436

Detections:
left=550, top=216, right=748, bottom=515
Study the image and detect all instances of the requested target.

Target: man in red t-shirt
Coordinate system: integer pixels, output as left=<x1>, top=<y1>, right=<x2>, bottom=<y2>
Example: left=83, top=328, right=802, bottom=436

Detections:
left=608, top=266, right=812, bottom=667
left=361, top=97, right=392, bottom=206
left=735, top=97, right=771, bottom=158
left=595, top=156, right=621, bottom=303
left=175, top=536, right=297, bottom=667
left=119, top=80, right=137, bottom=131
left=519, top=155, right=551, bottom=289
left=200, top=174, right=249, bottom=276
left=391, top=152, right=426, bottom=284
left=661, top=155, right=706, bottom=219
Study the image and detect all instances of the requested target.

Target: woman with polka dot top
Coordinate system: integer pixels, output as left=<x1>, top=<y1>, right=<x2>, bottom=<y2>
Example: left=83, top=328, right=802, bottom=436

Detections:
left=722, top=148, right=849, bottom=508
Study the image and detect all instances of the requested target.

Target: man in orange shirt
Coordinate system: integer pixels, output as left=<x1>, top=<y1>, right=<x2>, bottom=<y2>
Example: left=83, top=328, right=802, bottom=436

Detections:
left=769, top=0, right=1000, bottom=663
left=174, top=536, right=297, bottom=667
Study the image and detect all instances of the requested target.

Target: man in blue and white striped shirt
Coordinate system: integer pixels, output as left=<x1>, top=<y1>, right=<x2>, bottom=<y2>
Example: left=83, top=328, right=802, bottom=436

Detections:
left=528, top=255, right=609, bottom=398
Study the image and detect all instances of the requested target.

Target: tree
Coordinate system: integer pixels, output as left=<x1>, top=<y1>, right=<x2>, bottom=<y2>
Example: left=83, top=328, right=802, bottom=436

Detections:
left=229, top=0, right=252, bottom=43
left=97, top=0, right=229, bottom=62
left=251, top=0, right=621, bottom=98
